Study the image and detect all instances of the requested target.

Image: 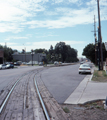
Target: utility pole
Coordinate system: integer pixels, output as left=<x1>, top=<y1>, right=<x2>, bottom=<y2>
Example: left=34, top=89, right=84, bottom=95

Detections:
left=97, top=0, right=103, bottom=70
left=93, top=15, right=97, bottom=65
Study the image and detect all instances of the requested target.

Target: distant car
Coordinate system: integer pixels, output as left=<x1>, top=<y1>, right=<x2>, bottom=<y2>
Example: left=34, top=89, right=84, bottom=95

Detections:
left=80, top=61, right=84, bottom=64
left=14, top=62, right=20, bottom=66
left=6, top=64, right=14, bottom=69
left=79, top=64, right=91, bottom=74
left=39, top=62, right=43, bottom=66
left=22, top=62, right=27, bottom=65
left=0, top=64, right=6, bottom=69
left=59, top=62, right=62, bottom=64
left=54, top=61, right=59, bottom=65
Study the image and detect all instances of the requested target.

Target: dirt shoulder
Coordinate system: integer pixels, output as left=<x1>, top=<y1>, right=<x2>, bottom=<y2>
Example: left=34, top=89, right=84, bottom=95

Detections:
left=92, top=70, right=107, bottom=82
left=37, top=68, right=107, bottom=120
left=60, top=69, right=107, bottom=120
left=60, top=100, right=107, bottom=120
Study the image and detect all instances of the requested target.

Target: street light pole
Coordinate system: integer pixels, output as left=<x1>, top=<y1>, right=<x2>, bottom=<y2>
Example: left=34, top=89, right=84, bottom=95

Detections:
left=23, top=44, right=26, bottom=62
left=38, top=53, right=39, bottom=64
left=31, top=49, right=34, bottom=66
left=25, top=47, right=26, bottom=63
left=32, top=53, right=33, bottom=66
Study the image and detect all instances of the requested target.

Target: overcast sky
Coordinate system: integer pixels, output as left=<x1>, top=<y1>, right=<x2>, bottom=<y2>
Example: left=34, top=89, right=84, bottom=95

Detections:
left=0, top=0, right=107, bottom=57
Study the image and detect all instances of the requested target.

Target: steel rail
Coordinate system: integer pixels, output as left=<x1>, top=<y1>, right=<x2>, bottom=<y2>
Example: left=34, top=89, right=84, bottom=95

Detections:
left=34, top=77, right=50, bottom=120
left=0, top=76, right=24, bottom=114
left=0, top=72, right=30, bottom=114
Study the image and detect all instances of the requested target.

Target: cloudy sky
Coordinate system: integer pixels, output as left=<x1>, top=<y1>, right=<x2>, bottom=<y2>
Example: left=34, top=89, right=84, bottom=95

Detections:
left=0, top=0, right=107, bottom=57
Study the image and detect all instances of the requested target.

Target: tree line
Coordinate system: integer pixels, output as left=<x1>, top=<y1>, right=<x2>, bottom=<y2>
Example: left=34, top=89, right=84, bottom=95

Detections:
left=34, top=42, right=78, bottom=63
left=0, top=42, right=79, bottom=63
left=47, top=42, right=78, bottom=63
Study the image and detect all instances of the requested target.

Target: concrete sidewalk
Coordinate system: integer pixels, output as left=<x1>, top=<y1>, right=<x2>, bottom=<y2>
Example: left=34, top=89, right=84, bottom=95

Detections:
left=64, top=71, right=107, bottom=104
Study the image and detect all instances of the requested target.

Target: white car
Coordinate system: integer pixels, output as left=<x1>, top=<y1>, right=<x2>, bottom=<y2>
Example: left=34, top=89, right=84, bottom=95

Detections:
left=0, top=64, right=6, bottom=69
left=79, top=64, right=91, bottom=74
left=54, top=61, right=59, bottom=65
left=39, top=62, right=43, bottom=66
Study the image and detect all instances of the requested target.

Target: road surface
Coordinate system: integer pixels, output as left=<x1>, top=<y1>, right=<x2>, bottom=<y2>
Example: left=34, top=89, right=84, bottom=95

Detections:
left=40, top=64, right=87, bottom=103
left=0, top=64, right=87, bottom=104
left=0, top=66, right=43, bottom=92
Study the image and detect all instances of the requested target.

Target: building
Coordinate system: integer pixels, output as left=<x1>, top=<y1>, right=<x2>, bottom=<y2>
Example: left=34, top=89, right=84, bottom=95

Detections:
left=12, top=53, right=46, bottom=63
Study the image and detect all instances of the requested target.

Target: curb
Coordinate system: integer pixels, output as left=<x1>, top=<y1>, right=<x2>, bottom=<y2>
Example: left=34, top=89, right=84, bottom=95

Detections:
left=46, top=63, right=78, bottom=67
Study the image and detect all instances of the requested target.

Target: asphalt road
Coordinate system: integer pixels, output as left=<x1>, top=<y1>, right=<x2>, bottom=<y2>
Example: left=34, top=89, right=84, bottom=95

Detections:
left=41, top=64, right=87, bottom=103
left=0, top=66, right=43, bottom=92
left=0, top=64, right=88, bottom=104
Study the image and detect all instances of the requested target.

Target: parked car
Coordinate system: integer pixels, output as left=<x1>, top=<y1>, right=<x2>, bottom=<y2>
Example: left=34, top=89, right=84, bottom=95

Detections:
left=79, top=64, right=91, bottom=74
left=0, top=64, right=6, bottom=69
left=6, top=64, right=14, bottom=69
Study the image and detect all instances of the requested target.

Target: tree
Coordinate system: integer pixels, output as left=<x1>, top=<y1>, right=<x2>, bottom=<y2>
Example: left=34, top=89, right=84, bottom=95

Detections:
left=82, top=43, right=107, bottom=64
left=47, top=45, right=54, bottom=62
left=49, top=45, right=54, bottom=55
left=54, top=42, right=78, bottom=63
left=34, top=48, right=48, bottom=54
left=82, top=44, right=95, bottom=63
left=4, top=47, right=13, bottom=62
left=55, top=42, right=68, bottom=62
left=0, top=45, right=14, bottom=62
left=65, top=45, right=78, bottom=62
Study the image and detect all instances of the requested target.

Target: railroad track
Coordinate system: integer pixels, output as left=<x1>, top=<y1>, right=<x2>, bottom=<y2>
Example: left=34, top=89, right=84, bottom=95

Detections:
left=0, top=69, right=50, bottom=120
